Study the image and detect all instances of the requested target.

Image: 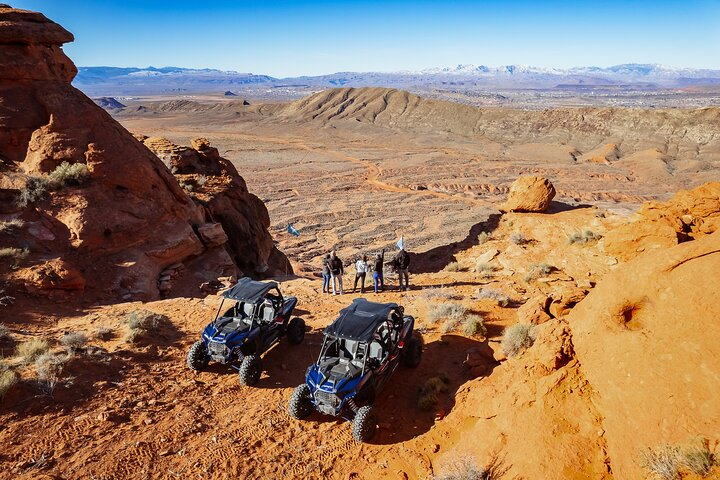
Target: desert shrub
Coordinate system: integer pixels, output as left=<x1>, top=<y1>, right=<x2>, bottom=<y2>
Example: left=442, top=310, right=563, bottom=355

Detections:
left=509, top=232, right=529, bottom=245
left=679, top=440, right=715, bottom=476
left=0, top=363, right=18, bottom=399
left=0, top=324, right=9, bottom=340
left=60, top=331, right=88, bottom=352
left=196, top=174, right=208, bottom=187
left=16, top=338, right=50, bottom=362
left=568, top=230, right=602, bottom=245
left=477, top=231, right=490, bottom=244
left=418, top=286, right=456, bottom=302
left=95, top=325, right=114, bottom=340
left=428, top=302, right=469, bottom=333
left=443, top=261, right=464, bottom=272
left=434, top=453, right=510, bottom=480
left=524, top=262, right=554, bottom=282
left=640, top=445, right=682, bottom=480
left=501, top=323, right=537, bottom=357
left=35, top=351, right=70, bottom=396
left=17, top=176, right=49, bottom=207
left=47, top=161, right=90, bottom=188
left=474, top=261, right=493, bottom=276
left=124, top=310, right=166, bottom=343
left=0, top=247, right=28, bottom=262
left=476, top=288, right=510, bottom=307
left=0, top=219, right=24, bottom=234
left=417, top=375, right=450, bottom=411
left=463, top=315, right=487, bottom=337
left=178, top=179, right=194, bottom=192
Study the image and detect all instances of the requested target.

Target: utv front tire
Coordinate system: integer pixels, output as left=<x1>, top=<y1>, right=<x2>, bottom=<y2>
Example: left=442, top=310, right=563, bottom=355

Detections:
left=238, top=354, right=262, bottom=386
left=186, top=341, right=209, bottom=371
left=352, top=405, right=378, bottom=442
left=287, top=317, right=305, bottom=345
left=288, top=384, right=313, bottom=419
left=402, top=336, right=423, bottom=368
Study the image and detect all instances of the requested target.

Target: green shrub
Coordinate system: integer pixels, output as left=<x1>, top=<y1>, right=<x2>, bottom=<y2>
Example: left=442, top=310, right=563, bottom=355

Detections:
left=501, top=323, right=537, bottom=357
left=17, top=162, right=90, bottom=207
left=16, top=338, right=49, bottom=362
left=463, top=315, right=487, bottom=337
left=417, top=392, right=438, bottom=411
left=17, top=176, right=49, bottom=207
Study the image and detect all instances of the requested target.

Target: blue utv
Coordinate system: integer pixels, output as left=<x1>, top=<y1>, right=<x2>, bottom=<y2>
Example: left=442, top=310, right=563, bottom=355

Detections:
left=186, top=277, right=305, bottom=385
left=287, top=298, right=422, bottom=442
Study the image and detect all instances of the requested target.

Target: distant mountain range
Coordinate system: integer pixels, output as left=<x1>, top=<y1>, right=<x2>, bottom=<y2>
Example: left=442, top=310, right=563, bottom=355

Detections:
left=74, top=64, right=720, bottom=97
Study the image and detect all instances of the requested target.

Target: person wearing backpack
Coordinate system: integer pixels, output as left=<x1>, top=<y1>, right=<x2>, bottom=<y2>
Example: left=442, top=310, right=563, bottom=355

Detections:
left=329, top=250, right=344, bottom=295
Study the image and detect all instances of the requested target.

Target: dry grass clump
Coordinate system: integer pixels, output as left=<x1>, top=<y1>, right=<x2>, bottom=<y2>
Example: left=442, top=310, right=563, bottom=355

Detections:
left=124, top=310, right=166, bottom=343
left=463, top=315, right=487, bottom=337
left=0, top=247, right=28, bottom=262
left=0, top=219, right=24, bottom=234
left=443, top=261, right=464, bottom=272
left=0, top=289, right=14, bottom=307
left=524, top=262, right=554, bottom=282
left=35, top=351, right=71, bottom=396
left=433, top=453, right=510, bottom=480
left=477, top=231, right=491, bottom=244
left=60, top=331, right=88, bottom=352
left=418, top=286, right=456, bottom=302
left=0, top=362, right=18, bottom=399
left=568, top=230, right=602, bottom=245
left=640, top=440, right=717, bottom=479
left=509, top=232, right=529, bottom=245
left=178, top=179, right=194, bottom=192
left=0, top=324, right=9, bottom=340
left=427, top=302, right=469, bottom=333
left=95, top=325, right=114, bottom=340
left=17, top=162, right=90, bottom=206
left=16, top=338, right=50, bottom=362
left=474, top=261, right=493, bottom=276
left=476, top=288, right=511, bottom=307
left=501, top=323, right=537, bottom=357
left=417, top=374, right=449, bottom=411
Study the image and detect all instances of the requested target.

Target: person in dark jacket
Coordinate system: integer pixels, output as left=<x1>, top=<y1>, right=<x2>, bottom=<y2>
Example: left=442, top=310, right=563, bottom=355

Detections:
left=394, top=248, right=411, bottom=291
left=372, top=252, right=384, bottom=294
left=321, top=254, right=331, bottom=294
left=329, top=250, right=344, bottom=295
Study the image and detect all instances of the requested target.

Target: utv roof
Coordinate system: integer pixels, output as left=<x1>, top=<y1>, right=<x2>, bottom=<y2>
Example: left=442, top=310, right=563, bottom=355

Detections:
left=325, top=298, right=399, bottom=342
left=222, top=277, right=279, bottom=303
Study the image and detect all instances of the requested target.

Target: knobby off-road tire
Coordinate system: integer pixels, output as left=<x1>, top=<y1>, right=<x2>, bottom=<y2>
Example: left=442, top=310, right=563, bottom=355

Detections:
left=238, top=354, right=262, bottom=386
left=401, top=336, right=423, bottom=368
left=352, top=405, right=378, bottom=442
left=287, top=317, right=305, bottom=345
left=288, top=384, right=314, bottom=419
left=186, top=341, right=209, bottom=371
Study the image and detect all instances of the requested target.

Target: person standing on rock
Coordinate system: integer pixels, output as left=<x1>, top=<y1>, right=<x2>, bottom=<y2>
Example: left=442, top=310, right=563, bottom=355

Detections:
left=329, top=250, right=344, bottom=295
left=352, top=255, right=369, bottom=293
left=394, top=247, right=411, bottom=291
left=372, top=252, right=385, bottom=294
left=322, top=254, right=331, bottom=294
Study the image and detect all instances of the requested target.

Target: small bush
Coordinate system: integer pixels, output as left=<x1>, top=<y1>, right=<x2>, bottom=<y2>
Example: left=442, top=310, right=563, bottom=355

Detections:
left=0, top=363, right=18, bottom=399
left=47, top=161, right=90, bottom=188
left=124, top=310, right=166, bottom=343
left=95, top=325, right=114, bottom=340
left=178, top=180, right=194, bottom=192
left=463, top=315, right=487, bottom=337
left=417, top=392, right=438, bottom=411
left=60, top=331, right=88, bottom=352
left=477, top=231, right=490, bottom=244
left=0, top=219, right=24, bottom=234
left=428, top=302, right=470, bottom=333
left=0, top=324, right=9, bottom=340
left=524, top=262, right=554, bottom=282
left=679, top=440, right=714, bottom=476
left=444, top=261, right=464, bottom=272
left=509, top=232, right=529, bottom=245
left=640, top=445, right=681, bottom=480
left=196, top=175, right=208, bottom=187
left=501, top=323, right=537, bottom=357
left=477, top=288, right=510, bottom=307
left=475, top=261, right=493, bottom=276
left=16, top=338, right=50, bottom=362
left=418, top=287, right=456, bottom=302
left=434, top=454, right=510, bottom=480
left=0, top=247, right=28, bottom=262
left=568, top=230, right=602, bottom=245
left=35, top=351, right=70, bottom=396
left=418, top=375, right=450, bottom=411
left=17, top=176, right=49, bottom=207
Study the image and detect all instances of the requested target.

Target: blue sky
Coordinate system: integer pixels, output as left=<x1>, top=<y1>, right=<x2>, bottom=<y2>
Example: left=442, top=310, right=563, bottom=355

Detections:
left=12, top=0, right=720, bottom=77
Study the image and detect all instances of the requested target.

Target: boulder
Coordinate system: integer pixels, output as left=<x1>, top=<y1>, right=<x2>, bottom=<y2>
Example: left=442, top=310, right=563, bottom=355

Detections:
left=570, top=230, right=720, bottom=479
left=197, top=222, right=229, bottom=248
left=517, top=295, right=552, bottom=324
left=501, top=176, right=556, bottom=213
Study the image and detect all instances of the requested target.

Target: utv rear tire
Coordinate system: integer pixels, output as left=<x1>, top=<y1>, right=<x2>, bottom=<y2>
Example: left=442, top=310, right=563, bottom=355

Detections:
left=238, top=354, right=262, bottom=386
left=186, top=341, right=209, bottom=371
left=402, top=336, right=422, bottom=368
left=288, top=384, right=313, bottom=420
left=352, top=405, right=378, bottom=442
left=287, top=317, right=305, bottom=345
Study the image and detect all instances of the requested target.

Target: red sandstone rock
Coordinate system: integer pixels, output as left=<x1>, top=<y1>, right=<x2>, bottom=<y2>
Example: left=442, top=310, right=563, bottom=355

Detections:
left=501, top=176, right=556, bottom=213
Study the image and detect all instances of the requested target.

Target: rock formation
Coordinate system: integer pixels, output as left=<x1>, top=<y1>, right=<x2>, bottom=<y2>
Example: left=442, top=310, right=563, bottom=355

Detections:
left=0, top=5, right=287, bottom=302
left=500, top=176, right=556, bottom=212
